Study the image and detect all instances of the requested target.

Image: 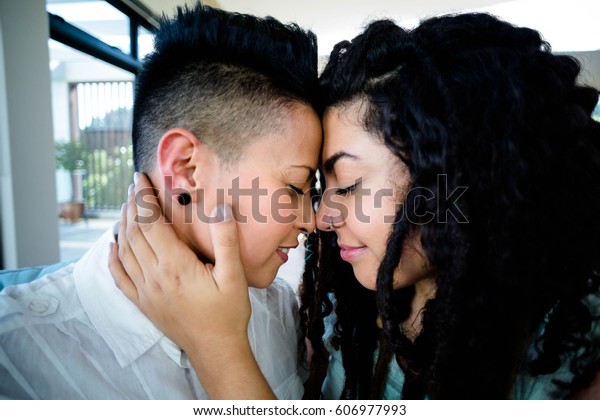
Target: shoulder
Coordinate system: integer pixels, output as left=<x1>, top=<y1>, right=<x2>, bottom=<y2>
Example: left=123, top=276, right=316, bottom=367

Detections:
left=515, top=293, right=600, bottom=399
left=0, top=264, right=82, bottom=334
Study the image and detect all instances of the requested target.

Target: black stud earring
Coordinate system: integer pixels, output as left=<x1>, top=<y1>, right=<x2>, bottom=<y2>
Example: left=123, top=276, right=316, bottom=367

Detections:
left=177, top=193, right=191, bottom=206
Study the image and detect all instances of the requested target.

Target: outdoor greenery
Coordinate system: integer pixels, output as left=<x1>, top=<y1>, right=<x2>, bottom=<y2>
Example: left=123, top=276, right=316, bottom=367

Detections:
left=55, top=137, right=133, bottom=210
left=54, top=139, right=89, bottom=172
left=83, top=144, right=133, bottom=210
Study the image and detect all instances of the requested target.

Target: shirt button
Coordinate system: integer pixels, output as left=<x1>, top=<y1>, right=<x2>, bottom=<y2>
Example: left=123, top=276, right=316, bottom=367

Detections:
left=29, top=299, right=49, bottom=313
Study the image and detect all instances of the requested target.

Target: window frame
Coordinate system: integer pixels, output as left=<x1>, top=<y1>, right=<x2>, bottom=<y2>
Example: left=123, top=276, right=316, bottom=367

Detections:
left=48, top=0, right=159, bottom=74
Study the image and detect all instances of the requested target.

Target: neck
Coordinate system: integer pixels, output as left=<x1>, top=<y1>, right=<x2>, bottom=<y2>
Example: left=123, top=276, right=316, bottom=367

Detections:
left=403, top=277, right=436, bottom=341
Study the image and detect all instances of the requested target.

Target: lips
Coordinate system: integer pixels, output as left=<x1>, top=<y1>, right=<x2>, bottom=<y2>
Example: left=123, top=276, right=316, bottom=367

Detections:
left=276, top=245, right=296, bottom=263
left=338, top=243, right=368, bottom=261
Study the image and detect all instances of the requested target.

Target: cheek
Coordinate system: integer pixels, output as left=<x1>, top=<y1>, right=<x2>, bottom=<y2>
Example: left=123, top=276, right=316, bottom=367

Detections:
left=351, top=189, right=399, bottom=225
left=260, top=188, right=300, bottom=239
left=370, top=193, right=401, bottom=248
left=391, top=237, right=432, bottom=289
left=236, top=216, right=288, bottom=261
left=234, top=184, right=296, bottom=227
left=353, top=206, right=395, bottom=254
left=236, top=221, right=286, bottom=289
left=236, top=221, right=265, bottom=266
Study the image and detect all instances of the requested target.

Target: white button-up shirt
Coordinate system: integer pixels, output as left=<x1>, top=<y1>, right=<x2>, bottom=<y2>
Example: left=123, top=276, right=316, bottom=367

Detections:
left=0, top=229, right=303, bottom=399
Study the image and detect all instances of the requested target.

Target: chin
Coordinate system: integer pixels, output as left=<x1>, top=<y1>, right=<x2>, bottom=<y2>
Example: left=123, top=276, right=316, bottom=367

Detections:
left=359, top=281, right=377, bottom=291
left=246, top=270, right=278, bottom=289
left=353, top=268, right=377, bottom=291
left=248, top=279, right=276, bottom=289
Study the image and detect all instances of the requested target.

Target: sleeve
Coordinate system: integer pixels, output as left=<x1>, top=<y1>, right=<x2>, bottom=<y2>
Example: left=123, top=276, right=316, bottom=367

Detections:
left=0, top=260, right=75, bottom=290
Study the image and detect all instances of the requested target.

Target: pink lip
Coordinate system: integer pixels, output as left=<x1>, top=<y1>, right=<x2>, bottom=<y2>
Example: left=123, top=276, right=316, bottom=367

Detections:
left=276, top=249, right=289, bottom=263
left=338, top=244, right=368, bottom=261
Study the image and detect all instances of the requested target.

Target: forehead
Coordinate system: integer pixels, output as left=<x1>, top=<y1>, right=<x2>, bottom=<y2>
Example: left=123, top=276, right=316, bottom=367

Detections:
left=321, top=104, right=408, bottom=186
left=240, top=104, right=322, bottom=170
left=321, top=105, right=375, bottom=162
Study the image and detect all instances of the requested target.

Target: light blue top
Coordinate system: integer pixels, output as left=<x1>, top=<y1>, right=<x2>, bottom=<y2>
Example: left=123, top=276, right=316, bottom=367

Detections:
left=0, top=260, right=74, bottom=290
left=321, top=295, right=600, bottom=399
left=321, top=309, right=404, bottom=399
left=513, top=293, right=600, bottom=399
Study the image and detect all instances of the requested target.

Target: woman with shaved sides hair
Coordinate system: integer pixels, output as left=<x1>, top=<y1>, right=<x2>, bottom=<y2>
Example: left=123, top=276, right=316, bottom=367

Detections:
left=0, top=2, right=320, bottom=399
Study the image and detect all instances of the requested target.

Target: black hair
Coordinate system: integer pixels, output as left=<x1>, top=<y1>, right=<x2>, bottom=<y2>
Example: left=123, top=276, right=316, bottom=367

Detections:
left=302, top=13, right=600, bottom=399
left=132, top=1, right=319, bottom=171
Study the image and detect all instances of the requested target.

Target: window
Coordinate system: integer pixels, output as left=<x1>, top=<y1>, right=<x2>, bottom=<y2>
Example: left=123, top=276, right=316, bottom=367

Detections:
left=47, top=0, right=157, bottom=261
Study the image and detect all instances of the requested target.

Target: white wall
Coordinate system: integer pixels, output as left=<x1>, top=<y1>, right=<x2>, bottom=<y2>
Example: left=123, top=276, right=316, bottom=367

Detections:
left=0, top=0, right=59, bottom=268
left=569, top=50, right=600, bottom=91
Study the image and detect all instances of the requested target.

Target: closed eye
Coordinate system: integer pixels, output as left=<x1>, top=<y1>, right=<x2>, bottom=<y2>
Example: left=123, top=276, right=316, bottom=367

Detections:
left=335, top=183, right=358, bottom=196
left=288, top=184, right=305, bottom=195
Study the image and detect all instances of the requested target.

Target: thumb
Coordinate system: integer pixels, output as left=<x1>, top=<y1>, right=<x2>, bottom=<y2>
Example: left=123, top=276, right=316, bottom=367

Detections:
left=210, top=204, right=246, bottom=289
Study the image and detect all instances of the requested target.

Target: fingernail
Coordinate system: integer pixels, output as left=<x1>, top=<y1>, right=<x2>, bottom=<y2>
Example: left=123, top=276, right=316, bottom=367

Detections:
left=128, top=183, right=134, bottom=195
left=214, top=204, right=232, bottom=222
left=113, top=220, right=121, bottom=241
left=120, top=203, right=126, bottom=215
left=134, top=172, right=140, bottom=185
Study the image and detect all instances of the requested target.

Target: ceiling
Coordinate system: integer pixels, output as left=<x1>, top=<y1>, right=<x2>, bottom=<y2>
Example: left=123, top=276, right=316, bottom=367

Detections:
left=141, top=0, right=600, bottom=54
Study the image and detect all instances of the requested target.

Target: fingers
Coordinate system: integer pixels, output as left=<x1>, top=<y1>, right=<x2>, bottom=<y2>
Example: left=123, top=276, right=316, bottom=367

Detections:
left=117, top=198, right=146, bottom=288
left=114, top=174, right=247, bottom=300
left=124, top=177, right=158, bottom=270
left=129, top=172, right=185, bottom=260
left=210, top=204, right=247, bottom=292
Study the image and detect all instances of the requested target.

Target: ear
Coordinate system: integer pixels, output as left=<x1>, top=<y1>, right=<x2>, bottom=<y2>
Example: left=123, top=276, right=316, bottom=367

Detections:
left=156, top=128, right=206, bottom=201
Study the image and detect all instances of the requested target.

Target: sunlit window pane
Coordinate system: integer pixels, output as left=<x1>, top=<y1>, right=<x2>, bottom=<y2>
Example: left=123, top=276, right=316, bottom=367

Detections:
left=47, top=0, right=131, bottom=55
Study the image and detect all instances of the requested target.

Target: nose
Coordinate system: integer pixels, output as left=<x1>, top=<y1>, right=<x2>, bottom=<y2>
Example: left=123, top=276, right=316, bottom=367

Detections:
left=316, top=198, right=339, bottom=232
left=296, top=193, right=316, bottom=233
left=315, top=189, right=347, bottom=231
left=315, top=201, right=329, bottom=231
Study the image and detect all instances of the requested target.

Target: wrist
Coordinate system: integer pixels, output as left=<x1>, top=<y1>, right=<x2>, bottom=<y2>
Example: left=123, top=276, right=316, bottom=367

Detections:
left=185, top=334, right=276, bottom=399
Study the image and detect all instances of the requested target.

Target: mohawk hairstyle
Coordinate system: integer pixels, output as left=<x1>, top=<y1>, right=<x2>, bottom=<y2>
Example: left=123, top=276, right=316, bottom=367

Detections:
left=133, top=1, right=319, bottom=171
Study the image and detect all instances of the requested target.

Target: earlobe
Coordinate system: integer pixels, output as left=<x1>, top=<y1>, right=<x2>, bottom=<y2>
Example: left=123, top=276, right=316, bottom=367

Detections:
left=177, top=193, right=192, bottom=206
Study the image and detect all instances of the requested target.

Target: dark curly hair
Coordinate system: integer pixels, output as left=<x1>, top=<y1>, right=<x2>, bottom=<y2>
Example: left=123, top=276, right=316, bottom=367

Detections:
left=301, top=13, right=600, bottom=399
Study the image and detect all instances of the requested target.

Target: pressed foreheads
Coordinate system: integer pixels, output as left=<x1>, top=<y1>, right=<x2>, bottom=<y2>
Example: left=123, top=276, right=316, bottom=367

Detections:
left=133, top=2, right=319, bottom=171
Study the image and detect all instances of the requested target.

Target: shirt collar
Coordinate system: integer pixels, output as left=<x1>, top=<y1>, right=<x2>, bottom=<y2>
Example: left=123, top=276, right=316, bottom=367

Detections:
left=73, top=227, right=185, bottom=368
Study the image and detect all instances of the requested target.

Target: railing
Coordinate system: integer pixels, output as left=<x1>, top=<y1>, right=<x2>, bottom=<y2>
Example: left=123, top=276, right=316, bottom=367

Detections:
left=71, top=81, right=134, bottom=212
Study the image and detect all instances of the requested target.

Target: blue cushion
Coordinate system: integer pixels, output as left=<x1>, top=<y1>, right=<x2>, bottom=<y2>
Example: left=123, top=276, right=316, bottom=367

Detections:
left=0, top=260, right=76, bottom=290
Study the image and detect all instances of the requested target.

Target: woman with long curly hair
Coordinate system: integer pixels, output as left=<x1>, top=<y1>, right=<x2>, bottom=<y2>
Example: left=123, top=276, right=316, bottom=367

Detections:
left=302, top=13, right=600, bottom=399
left=110, top=12, right=600, bottom=399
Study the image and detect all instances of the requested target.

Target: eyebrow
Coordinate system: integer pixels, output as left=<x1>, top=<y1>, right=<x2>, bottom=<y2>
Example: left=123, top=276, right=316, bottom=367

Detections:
left=322, top=151, right=358, bottom=174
